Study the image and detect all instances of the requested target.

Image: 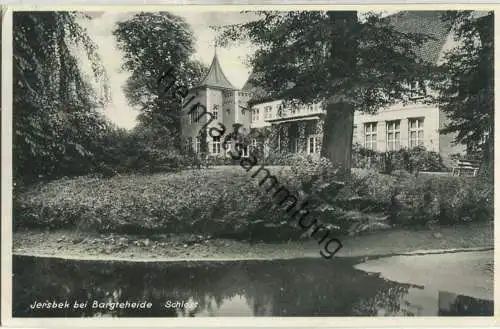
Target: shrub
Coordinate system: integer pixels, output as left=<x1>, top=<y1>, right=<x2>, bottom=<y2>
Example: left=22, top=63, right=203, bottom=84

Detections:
left=352, top=145, right=448, bottom=173
left=261, top=151, right=294, bottom=166
left=127, top=148, right=185, bottom=174
left=388, top=174, right=493, bottom=226
left=208, top=155, right=239, bottom=166
left=349, top=169, right=396, bottom=205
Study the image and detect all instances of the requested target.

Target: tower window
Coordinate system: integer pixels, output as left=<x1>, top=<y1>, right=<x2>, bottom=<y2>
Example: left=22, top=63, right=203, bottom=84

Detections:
left=212, top=105, right=219, bottom=120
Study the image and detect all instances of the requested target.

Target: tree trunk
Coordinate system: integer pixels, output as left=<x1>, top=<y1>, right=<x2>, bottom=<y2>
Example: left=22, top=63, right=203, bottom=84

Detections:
left=321, top=12, right=358, bottom=172
left=477, top=13, right=494, bottom=180
left=321, top=101, right=355, bottom=171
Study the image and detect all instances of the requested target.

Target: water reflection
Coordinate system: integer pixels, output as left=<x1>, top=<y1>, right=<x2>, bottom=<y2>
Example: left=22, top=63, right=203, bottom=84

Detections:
left=12, top=255, right=493, bottom=317
left=438, top=291, right=494, bottom=316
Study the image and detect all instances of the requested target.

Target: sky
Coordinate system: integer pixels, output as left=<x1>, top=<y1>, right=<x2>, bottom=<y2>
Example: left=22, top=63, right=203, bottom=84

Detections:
left=76, top=11, right=398, bottom=129
left=77, top=11, right=256, bottom=129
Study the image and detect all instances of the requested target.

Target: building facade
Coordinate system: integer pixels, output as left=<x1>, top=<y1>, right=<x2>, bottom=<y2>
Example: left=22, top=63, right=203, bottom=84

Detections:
left=180, top=11, right=466, bottom=166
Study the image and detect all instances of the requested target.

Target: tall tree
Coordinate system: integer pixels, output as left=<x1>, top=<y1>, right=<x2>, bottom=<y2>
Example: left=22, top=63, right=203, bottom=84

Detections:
left=13, top=11, right=110, bottom=184
left=431, top=11, right=494, bottom=176
left=113, top=12, right=208, bottom=150
left=216, top=11, right=435, bottom=170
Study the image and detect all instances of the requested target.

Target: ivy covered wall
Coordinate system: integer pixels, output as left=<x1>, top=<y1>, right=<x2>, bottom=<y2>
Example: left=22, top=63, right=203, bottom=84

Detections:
left=249, top=119, right=323, bottom=160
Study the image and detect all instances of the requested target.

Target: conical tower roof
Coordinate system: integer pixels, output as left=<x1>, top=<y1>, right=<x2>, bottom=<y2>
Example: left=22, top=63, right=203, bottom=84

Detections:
left=200, top=52, right=237, bottom=90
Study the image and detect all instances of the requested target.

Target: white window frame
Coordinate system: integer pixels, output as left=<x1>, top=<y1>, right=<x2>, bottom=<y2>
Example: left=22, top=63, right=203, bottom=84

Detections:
left=212, top=136, right=221, bottom=154
left=264, top=106, right=272, bottom=119
left=195, top=136, right=201, bottom=153
left=189, top=110, right=195, bottom=124
left=190, top=106, right=203, bottom=124
left=386, top=120, right=401, bottom=151
left=251, top=138, right=257, bottom=153
left=242, top=144, right=249, bottom=158
left=364, top=122, right=377, bottom=150
left=308, top=135, right=321, bottom=154
left=196, top=107, right=201, bottom=123
left=409, top=118, right=424, bottom=148
left=480, top=131, right=490, bottom=146
left=408, top=80, right=427, bottom=99
left=252, top=109, right=260, bottom=122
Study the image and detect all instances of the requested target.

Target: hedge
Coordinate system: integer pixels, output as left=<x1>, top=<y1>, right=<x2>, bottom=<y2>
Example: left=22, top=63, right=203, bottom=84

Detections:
left=351, top=144, right=449, bottom=173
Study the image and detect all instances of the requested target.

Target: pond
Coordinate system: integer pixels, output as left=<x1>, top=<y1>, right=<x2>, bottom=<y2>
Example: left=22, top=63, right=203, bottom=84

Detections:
left=12, top=252, right=493, bottom=317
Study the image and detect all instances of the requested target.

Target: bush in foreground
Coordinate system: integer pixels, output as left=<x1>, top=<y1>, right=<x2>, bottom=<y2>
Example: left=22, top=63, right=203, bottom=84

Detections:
left=352, top=144, right=449, bottom=173
left=388, top=173, right=493, bottom=226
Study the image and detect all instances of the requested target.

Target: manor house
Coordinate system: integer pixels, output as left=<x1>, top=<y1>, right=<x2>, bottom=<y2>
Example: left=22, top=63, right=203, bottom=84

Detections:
left=180, top=11, right=465, bottom=166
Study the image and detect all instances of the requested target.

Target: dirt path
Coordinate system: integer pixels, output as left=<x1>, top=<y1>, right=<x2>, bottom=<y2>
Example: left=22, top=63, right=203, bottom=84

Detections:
left=13, top=222, right=493, bottom=262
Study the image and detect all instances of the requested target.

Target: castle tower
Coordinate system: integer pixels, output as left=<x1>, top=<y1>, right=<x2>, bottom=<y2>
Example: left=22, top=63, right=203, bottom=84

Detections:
left=201, top=51, right=236, bottom=90
left=181, top=52, right=240, bottom=156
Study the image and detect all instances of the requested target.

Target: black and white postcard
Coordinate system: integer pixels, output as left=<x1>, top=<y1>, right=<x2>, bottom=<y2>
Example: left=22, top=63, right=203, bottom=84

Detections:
left=1, top=5, right=497, bottom=327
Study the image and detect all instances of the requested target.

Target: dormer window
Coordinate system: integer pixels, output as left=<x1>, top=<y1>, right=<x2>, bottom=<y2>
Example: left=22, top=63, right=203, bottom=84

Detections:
left=406, top=80, right=427, bottom=99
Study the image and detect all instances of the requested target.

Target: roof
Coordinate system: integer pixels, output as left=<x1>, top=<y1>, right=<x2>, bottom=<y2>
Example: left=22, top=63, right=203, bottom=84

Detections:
left=199, top=52, right=237, bottom=90
left=241, top=11, right=451, bottom=104
left=241, top=71, right=269, bottom=99
left=386, top=11, right=450, bottom=64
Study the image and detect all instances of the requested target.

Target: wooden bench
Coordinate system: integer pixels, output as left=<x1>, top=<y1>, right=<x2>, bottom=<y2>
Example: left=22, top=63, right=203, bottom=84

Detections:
left=452, top=159, right=481, bottom=177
